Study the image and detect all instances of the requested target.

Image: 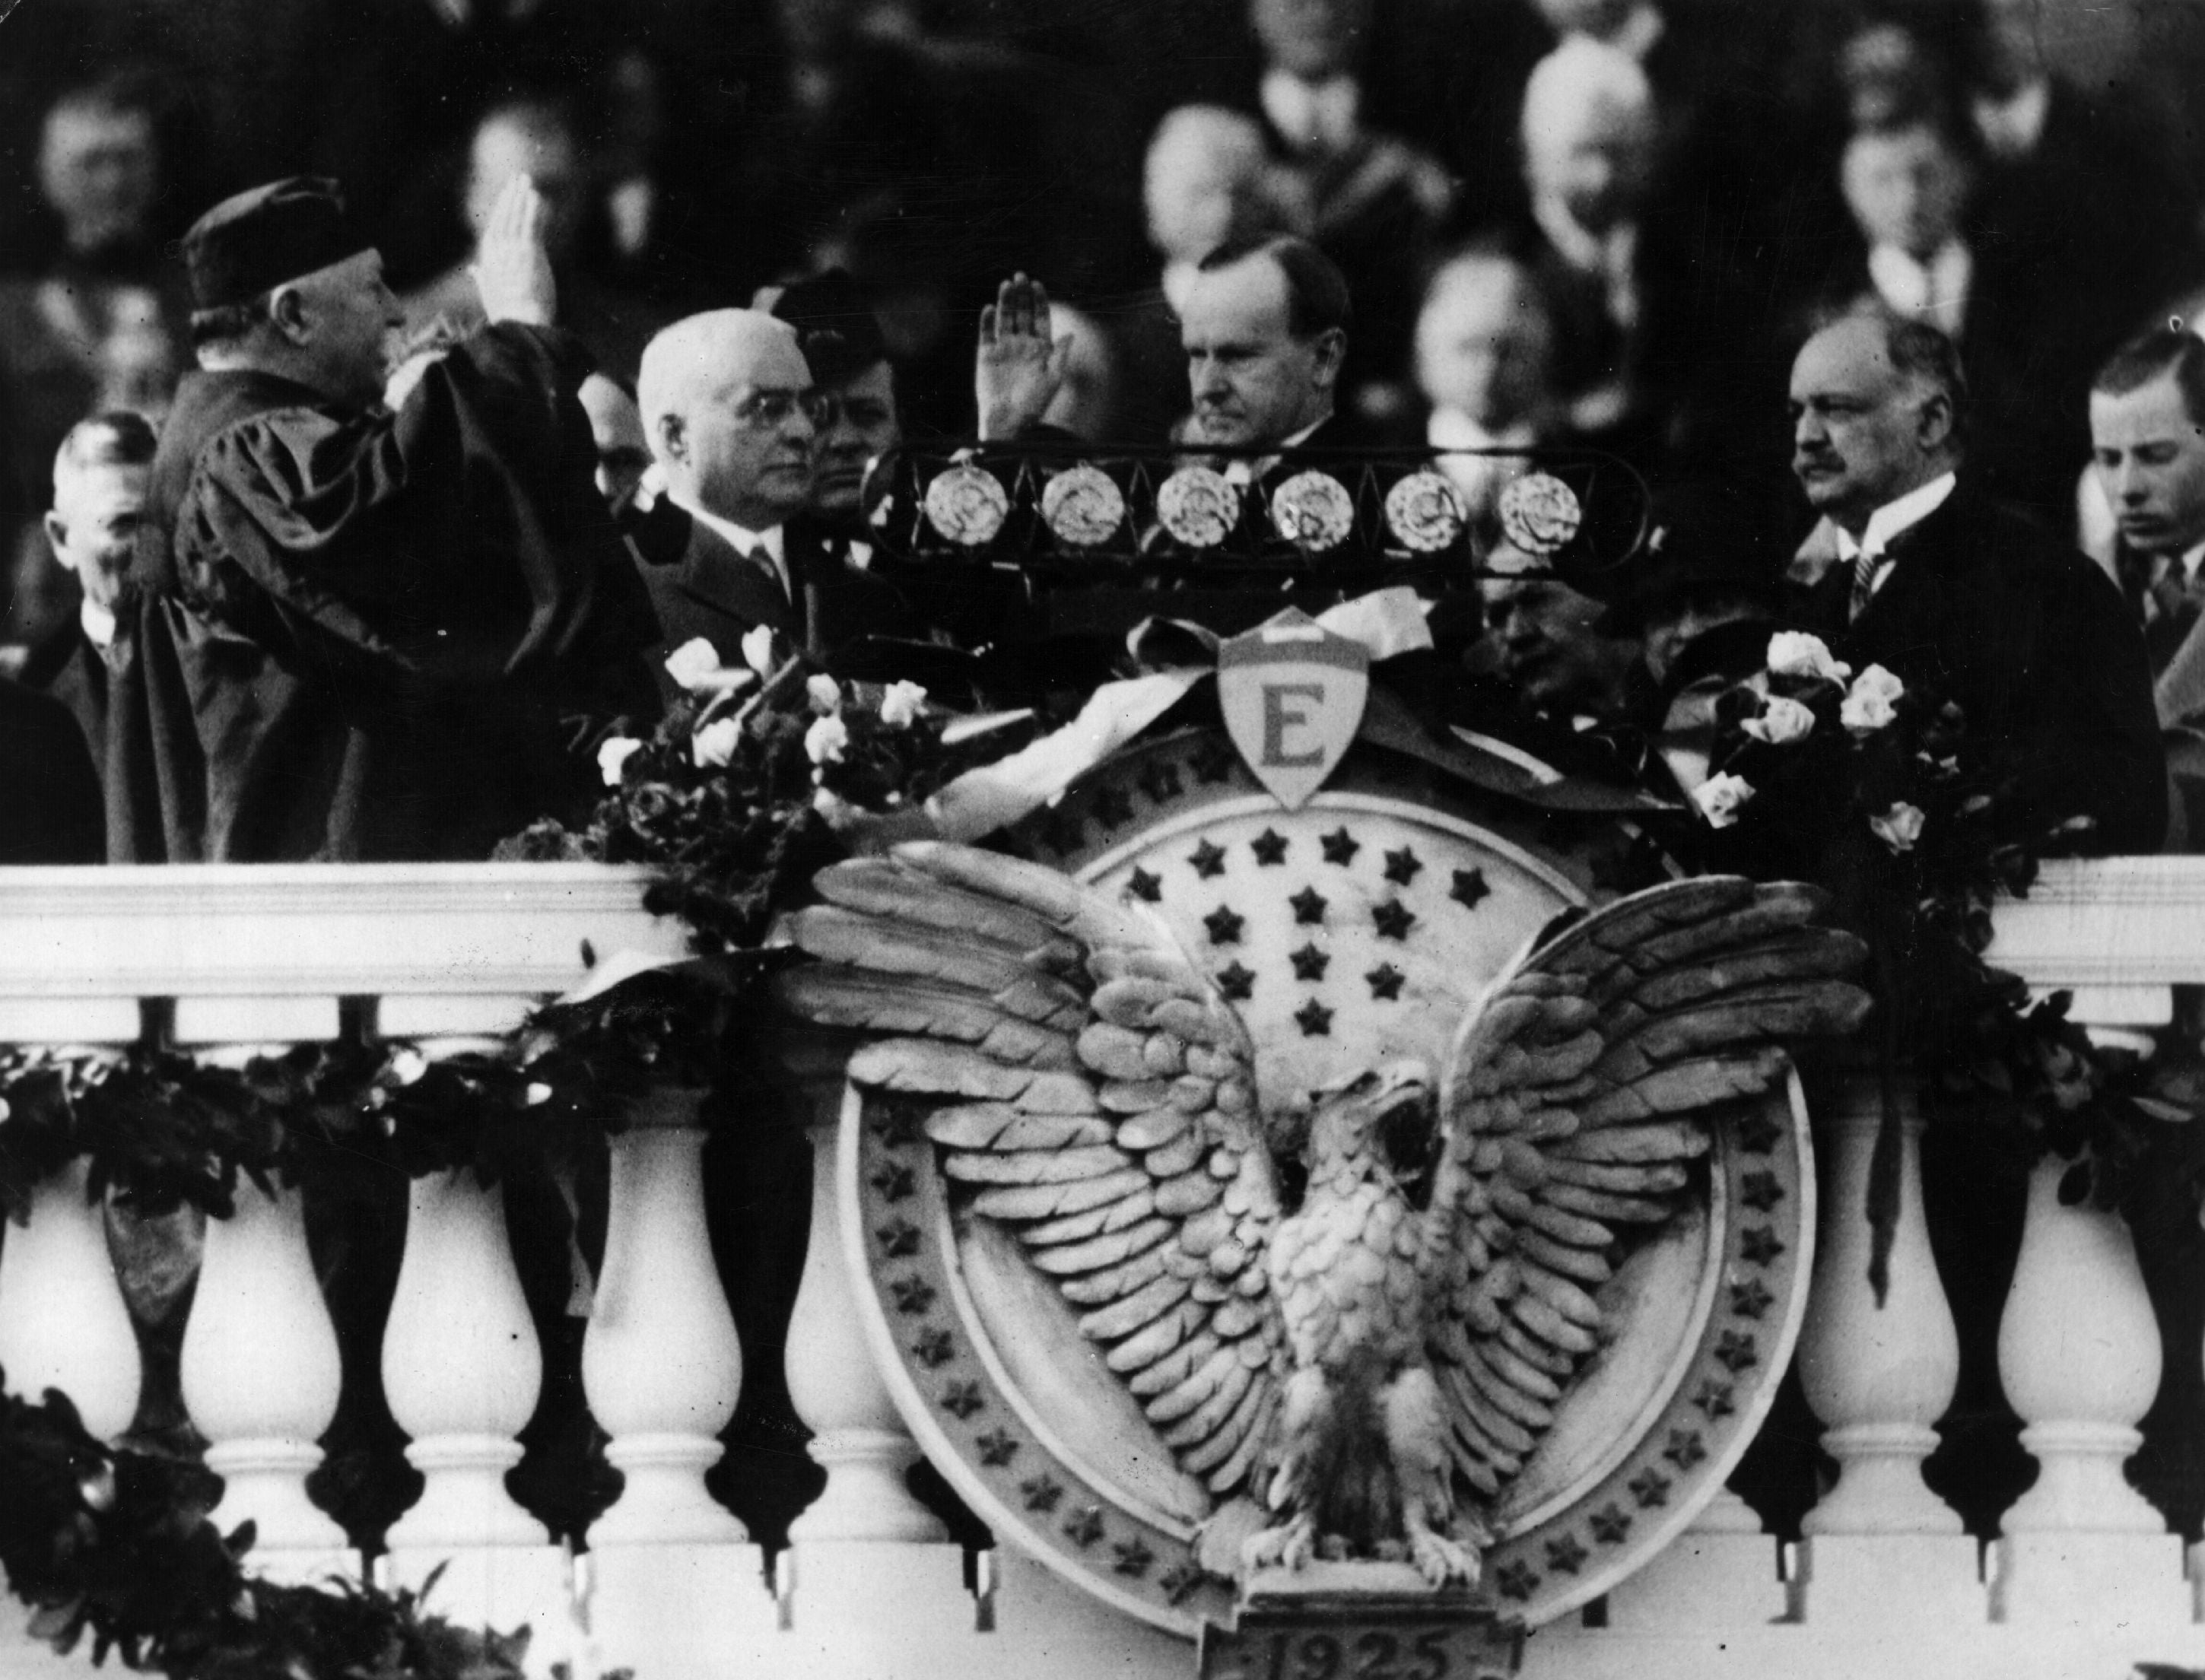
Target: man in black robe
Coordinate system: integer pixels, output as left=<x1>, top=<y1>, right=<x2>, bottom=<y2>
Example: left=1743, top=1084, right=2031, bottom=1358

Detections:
left=110, top=173, right=657, bottom=862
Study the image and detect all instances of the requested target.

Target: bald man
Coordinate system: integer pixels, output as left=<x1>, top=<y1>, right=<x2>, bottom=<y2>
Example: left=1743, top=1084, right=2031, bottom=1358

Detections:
left=631, top=308, right=906, bottom=691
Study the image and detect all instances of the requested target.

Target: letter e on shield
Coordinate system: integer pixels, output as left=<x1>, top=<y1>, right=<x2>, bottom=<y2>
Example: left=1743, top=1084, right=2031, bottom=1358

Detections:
left=1217, top=610, right=1369, bottom=810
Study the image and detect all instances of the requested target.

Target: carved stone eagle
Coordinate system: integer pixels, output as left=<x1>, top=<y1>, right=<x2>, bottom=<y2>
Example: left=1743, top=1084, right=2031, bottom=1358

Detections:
left=777, top=842, right=1869, bottom=1587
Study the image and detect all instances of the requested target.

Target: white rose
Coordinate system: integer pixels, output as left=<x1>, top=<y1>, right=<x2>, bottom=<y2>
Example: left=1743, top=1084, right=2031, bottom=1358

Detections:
left=879, top=680, right=927, bottom=729
left=1692, top=771, right=1756, bottom=829
left=741, top=624, right=778, bottom=677
left=596, top=735, right=644, bottom=787
left=806, top=674, right=843, bottom=714
left=805, top=712, right=850, bottom=765
left=1741, top=694, right=1816, bottom=745
left=1870, top=801, right=1927, bottom=853
left=1765, top=630, right=1852, bottom=684
left=662, top=637, right=725, bottom=691
left=692, top=716, right=741, bottom=768
left=1841, top=664, right=1906, bottom=735
left=387, top=1046, right=428, bottom=1087
left=526, top=1081, right=554, bottom=1107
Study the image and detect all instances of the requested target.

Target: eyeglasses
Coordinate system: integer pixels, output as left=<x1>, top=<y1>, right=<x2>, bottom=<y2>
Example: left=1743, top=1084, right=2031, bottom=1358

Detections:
left=731, top=388, right=836, bottom=430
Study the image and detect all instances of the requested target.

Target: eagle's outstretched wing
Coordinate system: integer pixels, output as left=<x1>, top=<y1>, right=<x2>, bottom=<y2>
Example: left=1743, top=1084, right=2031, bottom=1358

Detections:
left=775, top=840, right=1290, bottom=1497
left=1427, top=876, right=1870, bottom=1500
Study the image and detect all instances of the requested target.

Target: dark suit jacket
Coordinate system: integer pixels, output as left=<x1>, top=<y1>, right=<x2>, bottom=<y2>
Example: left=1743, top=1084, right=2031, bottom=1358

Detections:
left=1794, top=481, right=2165, bottom=853
left=0, top=672, right=102, bottom=862
left=632, top=508, right=913, bottom=700
left=20, top=622, right=107, bottom=779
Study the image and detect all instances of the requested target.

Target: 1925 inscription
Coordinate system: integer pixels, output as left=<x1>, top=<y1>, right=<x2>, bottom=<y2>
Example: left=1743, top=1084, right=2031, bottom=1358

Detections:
left=1197, top=1610, right=1520, bottom=1680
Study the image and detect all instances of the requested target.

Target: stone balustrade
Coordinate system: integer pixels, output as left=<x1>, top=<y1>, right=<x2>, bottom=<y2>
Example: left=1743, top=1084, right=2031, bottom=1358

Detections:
left=0, top=859, right=2200, bottom=1680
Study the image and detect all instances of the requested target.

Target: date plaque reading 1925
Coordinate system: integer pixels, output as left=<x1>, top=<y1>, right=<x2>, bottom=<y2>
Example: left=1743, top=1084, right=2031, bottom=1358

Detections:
left=1196, top=1594, right=1522, bottom=1680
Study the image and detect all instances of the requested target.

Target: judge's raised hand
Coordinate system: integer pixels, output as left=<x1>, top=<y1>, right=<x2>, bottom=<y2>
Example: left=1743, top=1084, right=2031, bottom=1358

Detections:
left=471, top=174, right=558, bottom=329
left=975, top=272, right=1072, bottom=441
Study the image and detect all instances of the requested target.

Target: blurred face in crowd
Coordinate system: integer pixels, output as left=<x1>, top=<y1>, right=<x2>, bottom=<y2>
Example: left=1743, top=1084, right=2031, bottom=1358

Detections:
left=45, top=456, right=148, bottom=613
left=1841, top=122, right=1971, bottom=261
left=1789, top=315, right=1954, bottom=535
left=2091, top=371, right=2205, bottom=559
left=1524, top=91, right=1653, bottom=237
left=40, top=101, right=158, bottom=257
left=1530, top=0, right=1638, bottom=39
left=1977, top=0, right=2047, bottom=97
left=1415, top=255, right=1554, bottom=430
left=1251, top=0, right=1368, bottom=80
left=1180, top=252, right=1342, bottom=449
left=580, top=374, right=653, bottom=514
left=647, top=317, right=819, bottom=529
left=1479, top=547, right=1632, bottom=715
left=1145, top=110, right=1276, bottom=265
left=813, top=361, right=900, bottom=522
left=467, top=108, right=588, bottom=265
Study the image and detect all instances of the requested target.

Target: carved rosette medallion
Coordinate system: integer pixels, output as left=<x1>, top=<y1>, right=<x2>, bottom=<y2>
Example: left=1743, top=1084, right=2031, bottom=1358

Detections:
left=840, top=734, right=1815, bottom=1635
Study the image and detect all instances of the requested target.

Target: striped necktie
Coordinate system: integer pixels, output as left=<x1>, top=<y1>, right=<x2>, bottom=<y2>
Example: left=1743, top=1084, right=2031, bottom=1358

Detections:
left=1848, top=544, right=1889, bottom=623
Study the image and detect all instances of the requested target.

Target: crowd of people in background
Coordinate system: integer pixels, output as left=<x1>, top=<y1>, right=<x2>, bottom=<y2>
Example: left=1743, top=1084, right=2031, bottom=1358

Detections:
left=2, top=0, right=2204, bottom=865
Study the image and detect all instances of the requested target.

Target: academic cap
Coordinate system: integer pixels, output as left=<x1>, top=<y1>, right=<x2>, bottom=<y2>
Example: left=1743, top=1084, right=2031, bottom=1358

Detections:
left=183, top=177, right=370, bottom=312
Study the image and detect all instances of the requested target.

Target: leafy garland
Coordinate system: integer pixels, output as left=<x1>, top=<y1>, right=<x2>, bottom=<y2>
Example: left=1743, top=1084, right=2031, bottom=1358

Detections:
left=1686, top=631, right=2205, bottom=1287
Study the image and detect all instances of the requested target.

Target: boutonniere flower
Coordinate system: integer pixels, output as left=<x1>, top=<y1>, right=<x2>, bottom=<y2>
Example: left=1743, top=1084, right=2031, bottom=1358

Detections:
left=1692, top=771, right=1756, bottom=828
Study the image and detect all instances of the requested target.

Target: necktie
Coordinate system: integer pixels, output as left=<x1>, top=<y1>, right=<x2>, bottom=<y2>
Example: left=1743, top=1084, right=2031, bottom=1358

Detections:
left=1848, top=545, right=1885, bottom=624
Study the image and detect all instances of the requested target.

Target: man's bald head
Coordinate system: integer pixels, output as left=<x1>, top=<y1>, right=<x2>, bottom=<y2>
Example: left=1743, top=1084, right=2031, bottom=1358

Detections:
left=639, top=308, right=821, bottom=529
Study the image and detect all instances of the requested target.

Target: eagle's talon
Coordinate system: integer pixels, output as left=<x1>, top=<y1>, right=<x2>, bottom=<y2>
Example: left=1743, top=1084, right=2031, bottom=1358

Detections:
left=1243, top=1516, right=1317, bottom=1574
left=1409, top=1528, right=1477, bottom=1589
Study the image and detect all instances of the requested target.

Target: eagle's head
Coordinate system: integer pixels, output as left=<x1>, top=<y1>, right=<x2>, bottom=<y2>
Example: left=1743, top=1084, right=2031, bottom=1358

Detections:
left=1304, top=1061, right=1436, bottom=1187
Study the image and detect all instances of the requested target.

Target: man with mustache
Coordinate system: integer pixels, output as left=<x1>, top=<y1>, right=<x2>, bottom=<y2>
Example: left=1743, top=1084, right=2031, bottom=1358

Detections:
left=110, top=173, right=658, bottom=862
left=1787, top=308, right=2162, bottom=853
left=631, top=306, right=907, bottom=697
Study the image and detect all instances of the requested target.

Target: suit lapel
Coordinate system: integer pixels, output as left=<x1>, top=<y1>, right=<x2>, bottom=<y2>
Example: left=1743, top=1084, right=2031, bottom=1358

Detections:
left=678, top=520, right=794, bottom=640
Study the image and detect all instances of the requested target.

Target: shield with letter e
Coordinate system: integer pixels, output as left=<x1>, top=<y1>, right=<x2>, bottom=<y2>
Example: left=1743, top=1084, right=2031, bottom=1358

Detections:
left=1216, top=608, right=1370, bottom=809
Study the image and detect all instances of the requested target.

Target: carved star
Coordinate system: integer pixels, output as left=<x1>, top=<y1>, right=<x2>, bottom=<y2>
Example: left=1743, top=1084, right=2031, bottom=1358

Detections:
left=1290, top=943, right=1330, bottom=981
left=1383, top=846, right=1423, bottom=885
left=1039, top=808, right=1085, bottom=858
left=1126, top=867, right=1163, bottom=904
left=1215, top=961, right=1256, bottom=1000
left=1139, top=761, right=1184, bottom=804
left=1728, top=1278, right=1775, bottom=1320
left=1250, top=828, right=1290, bottom=865
left=1663, top=1428, right=1707, bottom=1469
left=1450, top=868, right=1491, bottom=910
left=1289, top=886, right=1328, bottom=925
left=1320, top=827, right=1361, bottom=865
left=913, top=1328, right=955, bottom=1368
left=976, top=1428, right=1021, bottom=1467
left=1203, top=905, right=1245, bottom=945
left=1588, top=1504, right=1633, bottom=1546
left=940, top=1381, right=985, bottom=1420
left=1372, top=900, right=1417, bottom=940
left=1063, top=1507, right=1107, bottom=1549
left=1091, top=785, right=1133, bottom=828
left=1021, top=1474, right=1065, bottom=1513
left=1628, top=1469, right=1672, bottom=1508
left=1740, top=1170, right=1785, bottom=1212
left=1189, top=840, right=1228, bottom=879
left=1544, top=1534, right=1589, bottom=1575
left=889, top=1275, right=936, bottom=1316
left=1692, top=1379, right=1736, bottom=1420
left=1295, top=998, right=1333, bottom=1037
left=1111, top=1536, right=1156, bottom=1578
left=1494, top=1561, right=1539, bottom=1602
left=1735, top=1111, right=1782, bottom=1154
left=876, top=1219, right=920, bottom=1259
left=1192, top=741, right=1239, bottom=785
left=1739, top=1225, right=1786, bottom=1267
left=870, top=1164, right=916, bottom=1203
left=1714, top=1330, right=1760, bottom=1374
left=1158, top=1561, right=1205, bottom=1605
left=1365, top=963, right=1406, bottom=1001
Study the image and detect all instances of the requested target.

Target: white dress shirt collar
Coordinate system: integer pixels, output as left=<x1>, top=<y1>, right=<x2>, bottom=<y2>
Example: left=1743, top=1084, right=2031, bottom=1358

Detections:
left=80, top=599, right=116, bottom=652
left=1834, top=470, right=1957, bottom=564
left=1973, top=77, right=2051, bottom=162
left=1260, top=68, right=1361, bottom=154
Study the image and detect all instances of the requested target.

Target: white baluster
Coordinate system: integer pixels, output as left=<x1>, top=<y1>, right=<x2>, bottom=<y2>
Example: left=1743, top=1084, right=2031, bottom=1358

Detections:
left=579, top=1087, right=774, bottom=1678
left=0, top=1161, right=141, bottom=1443
left=379, top=1167, right=570, bottom=1630
left=1792, top=1069, right=1979, bottom=1626
left=1987, top=1154, right=2188, bottom=1629
left=178, top=1175, right=351, bottom=1574
left=582, top=1093, right=745, bottom=1544
left=783, top=1036, right=947, bottom=1545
